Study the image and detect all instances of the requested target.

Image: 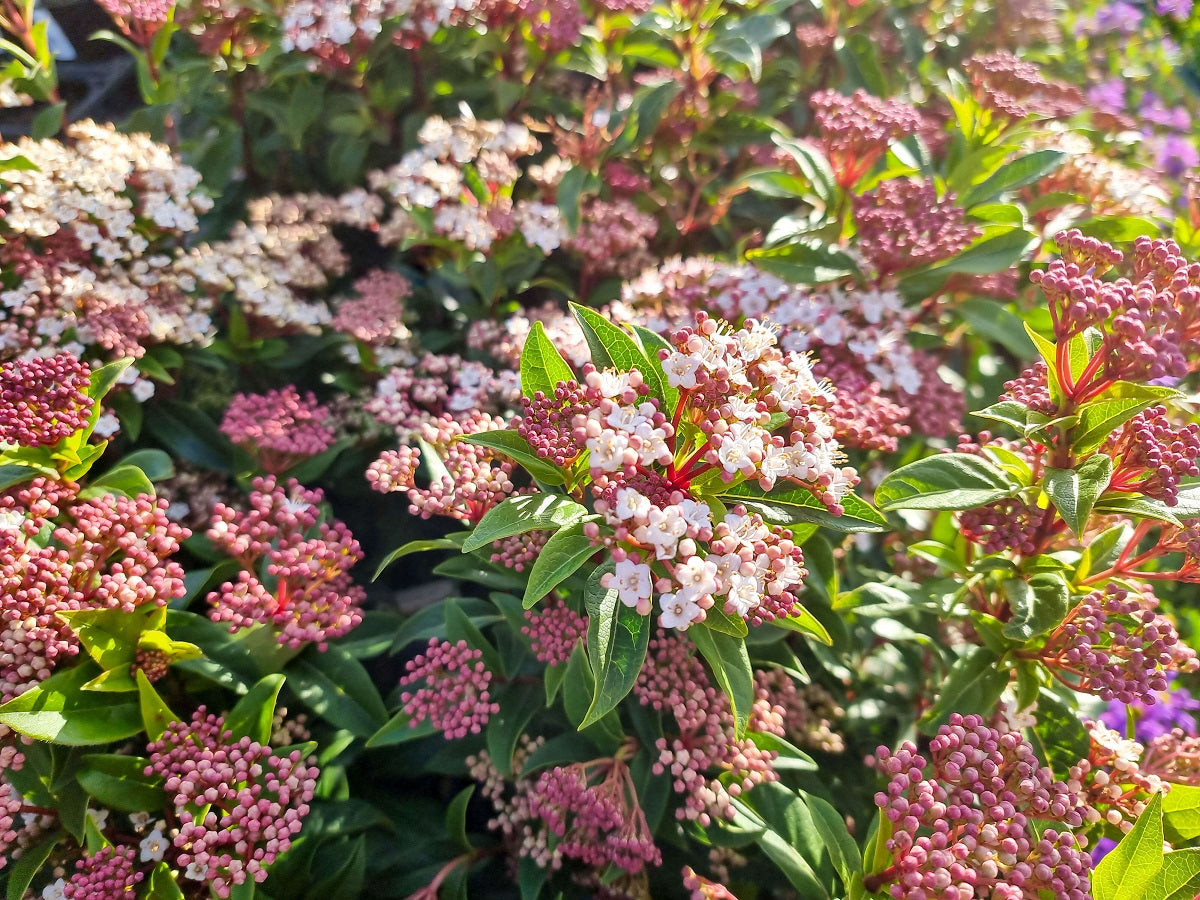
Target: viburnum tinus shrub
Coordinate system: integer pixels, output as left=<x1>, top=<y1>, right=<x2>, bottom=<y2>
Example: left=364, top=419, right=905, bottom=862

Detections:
left=0, top=354, right=375, bottom=900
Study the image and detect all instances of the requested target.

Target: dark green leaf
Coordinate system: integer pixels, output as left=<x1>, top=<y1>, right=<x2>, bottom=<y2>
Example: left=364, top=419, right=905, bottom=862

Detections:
left=373, top=537, right=463, bottom=580
left=445, top=786, right=475, bottom=852
left=581, top=564, right=650, bottom=729
left=465, top=430, right=566, bottom=486
left=1002, top=573, right=1069, bottom=642
left=522, top=521, right=597, bottom=608
left=1073, top=383, right=1181, bottom=454
left=920, top=646, right=1008, bottom=729
left=720, top=482, right=887, bottom=532
left=0, top=663, right=142, bottom=744
left=5, top=834, right=60, bottom=900
left=287, top=645, right=388, bottom=737
left=875, top=453, right=1019, bottom=511
left=1045, top=454, right=1113, bottom=536
left=225, top=674, right=285, bottom=744
left=461, top=493, right=589, bottom=552
left=76, top=754, right=164, bottom=812
left=691, top=625, right=754, bottom=739
left=486, top=684, right=543, bottom=777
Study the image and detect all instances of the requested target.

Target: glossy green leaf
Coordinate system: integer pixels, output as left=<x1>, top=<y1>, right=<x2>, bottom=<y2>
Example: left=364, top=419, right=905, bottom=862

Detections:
left=1164, top=783, right=1200, bottom=842
left=1093, top=793, right=1164, bottom=900
left=1002, top=573, right=1069, bottom=642
left=962, top=150, right=1066, bottom=206
left=461, top=493, right=589, bottom=552
left=5, top=834, right=60, bottom=900
left=486, top=683, right=543, bottom=777
left=569, top=302, right=670, bottom=405
left=876, top=453, right=1020, bottom=511
left=465, top=429, right=566, bottom=486
left=1044, top=454, right=1113, bottom=536
left=581, top=564, right=650, bottom=729
left=225, top=674, right=285, bottom=744
left=373, top=537, right=463, bottom=580
left=1073, top=383, right=1181, bottom=454
left=920, top=646, right=1008, bottom=729
left=720, top=482, right=887, bottom=532
left=0, top=663, right=143, bottom=744
left=146, top=862, right=186, bottom=900
left=522, top=520, right=597, bottom=608
left=520, top=319, right=575, bottom=400
left=136, top=670, right=179, bottom=741
left=691, top=624, right=754, bottom=739
left=287, top=645, right=389, bottom=738
left=445, top=785, right=475, bottom=852
left=76, top=754, right=164, bottom=812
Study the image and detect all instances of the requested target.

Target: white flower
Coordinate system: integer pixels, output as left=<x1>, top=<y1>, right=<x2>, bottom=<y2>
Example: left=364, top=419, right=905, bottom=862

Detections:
left=128, top=810, right=153, bottom=830
left=610, top=559, right=652, bottom=611
left=676, top=498, right=713, bottom=531
left=587, top=430, right=630, bottom=473
left=614, top=487, right=651, bottom=521
left=663, top=351, right=704, bottom=390
left=725, top=574, right=762, bottom=617
left=184, top=861, right=208, bottom=880
left=86, top=808, right=109, bottom=830
left=140, top=828, right=168, bottom=862
left=637, top=507, right=687, bottom=560
left=674, top=556, right=718, bottom=604
left=659, top=592, right=701, bottom=630
left=42, top=879, right=67, bottom=900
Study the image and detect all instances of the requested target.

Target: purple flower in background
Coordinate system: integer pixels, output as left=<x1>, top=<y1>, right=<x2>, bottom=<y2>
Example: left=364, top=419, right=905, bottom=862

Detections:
left=1100, top=677, right=1200, bottom=742
left=1087, top=78, right=1126, bottom=116
left=1092, top=1, right=1145, bottom=33
left=1157, top=0, right=1193, bottom=18
left=1155, top=134, right=1200, bottom=178
left=1091, top=836, right=1118, bottom=865
left=1143, top=94, right=1191, bottom=131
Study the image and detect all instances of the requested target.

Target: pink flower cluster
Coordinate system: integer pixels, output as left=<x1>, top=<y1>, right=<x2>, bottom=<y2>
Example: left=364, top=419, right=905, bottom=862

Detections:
left=852, top=178, right=979, bottom=276
left=399, top=638, right=499, bottom=739
left=146, top=708, right=319, bottom=898
left=522, top=600, right=587, bottom=665
left=63, top=845, right=145, bottom=899
left=529, top=760, right=661, bottom=874
left=1066, top=721, right=1165, bottom=834
left=1039, top=584, right=1198, bottom=703
left=0, top=354, right=92, bottom=448
left=683, top=866, right=740, bottom=900
left=1033, top=230, right=1200, bottom=401
left=96, top=0, right=172, bottom=45
left=1104, top=406, right=1200, bottom=506
left=220, top=386, right=336, bottom=473
left=0, top=480, right=189, bottom=706
left=206, top=476, right=364, bottom=649
left=331, top=269, right=413, bottom=359
left=490, top=529, right=552, bottom=572
left=281, top=0, right=410, bottom=69
left=367, top=352, right=519, bottom=434
left=566, top=199, right=658, bottom=280
left=809, top=89, right=922, bottom=188
left=633, top=633, right=786, bottom=824
left=367, top=413, right=519, bottom=524
left=964, top=51, right=1084, bottom=121
left=871, top=713, right=1090, bottom=900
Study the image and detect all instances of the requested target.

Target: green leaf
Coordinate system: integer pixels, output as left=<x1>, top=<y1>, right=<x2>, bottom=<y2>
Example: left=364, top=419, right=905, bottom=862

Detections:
left=5, top=834, right=60, bottom=900
left=804, top=792, right=863, bottom=886
left=1093, top=495, right=1183, bottom=527
left=31, top=101, right=65, bottom=140
left=581, top=564, right=650, bottom=729
left=1044, top=454, right=1113, bottom=536
left=363, top=711, right=436, bottom=748
left=920, top=646, right=1008, bottom=729
left=972, top=400, right=1034, bottom=432
left=56, top=603, right=163, bottom=674
left=444, top=596, right=505, bottom=676
left=0, top=463, right=39, bottom=492
left=461, top=493, right=589, bottom=553
left=704, top=603, right=749, bottom=638
left=225, top=674, right=285, bottom=744
left=837, top=31, right=887, bottom=95
left=771, top=605, right=833, bottom=644
left=1093, top=793, right=1165, bottom=900
left=958, top=298, right=1035, bottom=358
left=691, top=625, right=754, bottom=739
left=373, top=537, right=463, bottom=580
left=719, top=482, right=887, bottom=532
left=146, top=862, right=186, bottom=900
left=555, top=166, right=596, bottom=234
left=0, top=663, right=142, bottom=744
left=522, top=521, right=597, bottom=608
left=1073, top=383, right=1181, bottom=454
left=287, top=645, right=389, bottom=738
left=113, top=448, right=175, bottom=482
left=1074, top=215, right=1163, bottom=244
left=569, top=303, right=670, bottom=405
left=520, top=320, right=575, bottom=399
left=875, top=453, right=1019, bottom=511
left=936, top=228, right=1037, bottom=275
left=1148, top=848, right=1200, bottom=900
left=747, top=239, right=860, bottom=283
left=465, top=429, right=566, bottom=486
left=136, top=670, right=178, bottom=741
left=1002, top=573, right=1070, bottom=642
left=486, top=683, right=543, bottom=777
left=445, top=785, right=475, bottom=852
left=88, top=463, right=155, bottom=499
left=962, top=150, right=1066, bottom=207
left=1164, top=783, right=1200, bottom=842
left=76, top=754, right=164, bottom=812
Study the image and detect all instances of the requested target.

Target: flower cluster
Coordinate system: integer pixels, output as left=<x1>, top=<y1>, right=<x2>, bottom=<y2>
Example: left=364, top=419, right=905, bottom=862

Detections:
left=1038, top=584, right=1198, bottom=704
left=363, top=114, right=564, bottom=255
left=871, top=713, right=1090, bottom=900
left=633, top=633, right=786, bottom=824
left=399, top=638, right=499, bottom=739
left=852, top=178, right=979, bottom=276
left=809, top=89, right=922, bottom=188
left=146, top=708, right=319, bottom=898
left=220, top=386, right=336, bottom=473
left=280, top=0, right=410, bottom=68
left=964, top=51, right=1084, bottom=121
left=63, top=845, right=145, bottom=899
left=1103, top=406, right=1200, bottom=507
left=331, top=269, right=414, bottom=368
left=522, top=600, right=588, bottom=666
left=367, top=352, right=519, bottom=434
left=1066, top=721, right=1165, bottom=834
left=0, top=354, right=92, bottom=448
left=367, top=413, right=519, bottom=523
left=206, top=477, right=364, bottom=649
left=1033, top=230, right=1200, bottom=401
left=565, top=199, right=658, bottom=280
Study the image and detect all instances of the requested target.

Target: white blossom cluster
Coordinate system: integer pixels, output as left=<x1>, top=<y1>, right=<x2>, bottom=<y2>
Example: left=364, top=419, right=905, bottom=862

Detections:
left=364, top=114, right=568, bottom=254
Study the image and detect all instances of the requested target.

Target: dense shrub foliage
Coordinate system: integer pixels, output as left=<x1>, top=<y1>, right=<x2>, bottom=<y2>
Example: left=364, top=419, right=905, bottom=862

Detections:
left=2, top=0, right=1200, bottom=897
